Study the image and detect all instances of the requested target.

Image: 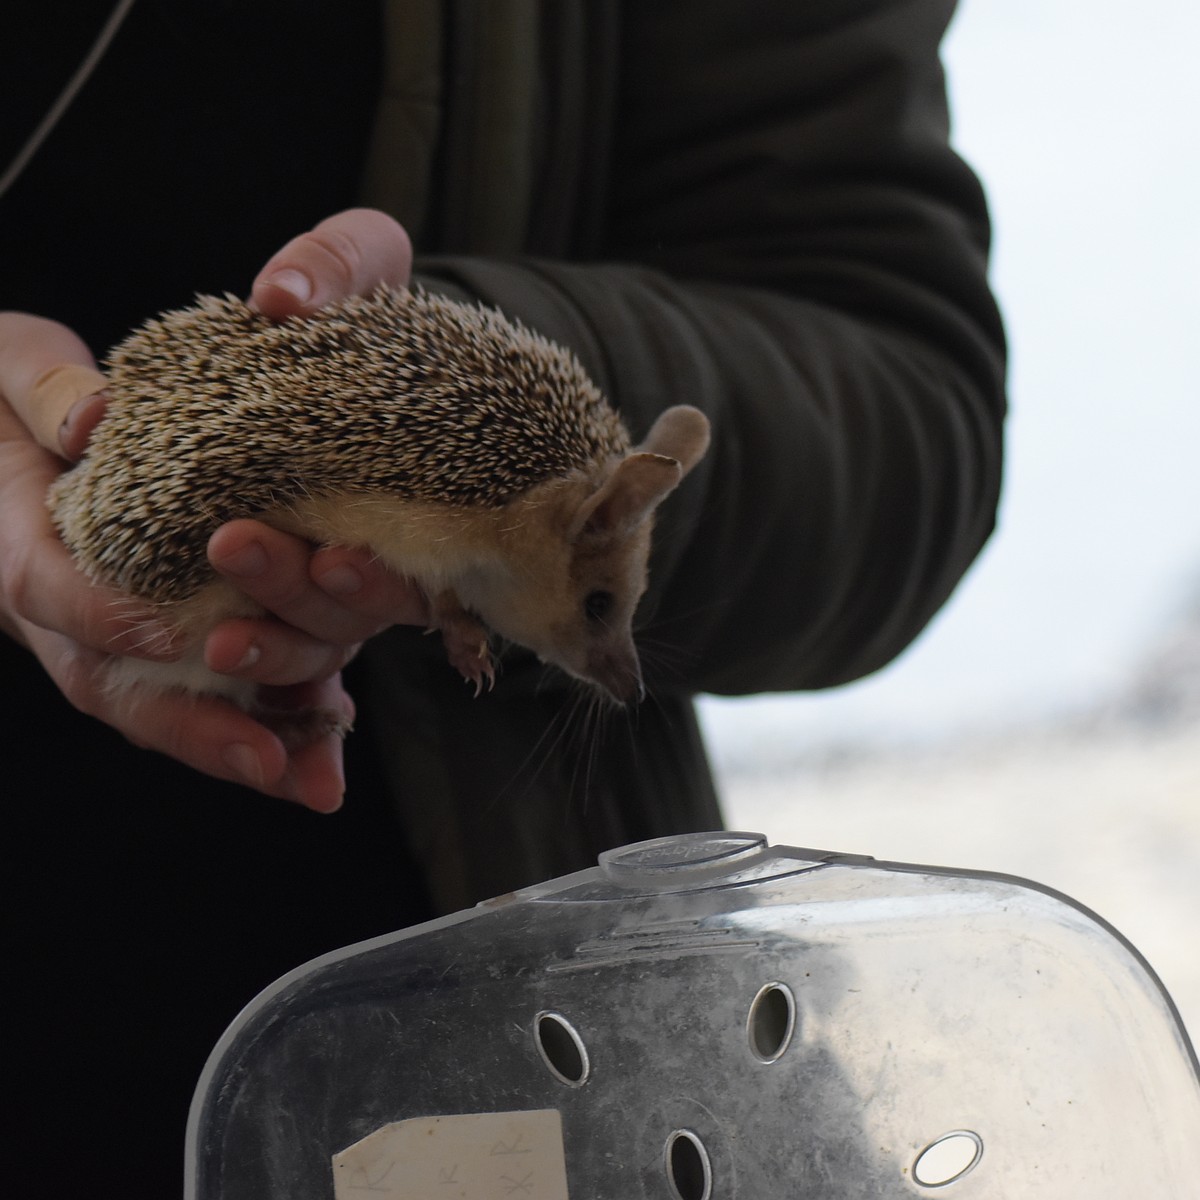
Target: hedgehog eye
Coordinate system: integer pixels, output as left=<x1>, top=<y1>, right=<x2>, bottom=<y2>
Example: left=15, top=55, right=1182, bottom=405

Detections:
left=584, top=590, right=614, bottom=623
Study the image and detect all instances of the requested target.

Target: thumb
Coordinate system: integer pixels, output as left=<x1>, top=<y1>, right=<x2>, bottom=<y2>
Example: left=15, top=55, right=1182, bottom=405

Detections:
left=0, top=312, right=108, bottom=461
left=249, top=208, right=414, bottom=320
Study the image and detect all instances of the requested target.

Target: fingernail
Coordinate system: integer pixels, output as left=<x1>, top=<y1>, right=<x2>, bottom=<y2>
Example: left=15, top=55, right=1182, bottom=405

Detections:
left=262, top=269, right=313, bottom=304
left=58, top=392, right=107, bottom=459
left=218, top=540, right=268, bottom=579
left=232, top=644, right=261, bottom=672
left=222, top=743, right=265, bottom=789
left=316, top=563, right=364, bottom=597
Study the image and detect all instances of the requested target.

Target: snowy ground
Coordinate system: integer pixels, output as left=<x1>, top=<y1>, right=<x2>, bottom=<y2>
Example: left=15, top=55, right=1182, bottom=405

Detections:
left=709, top=714, right=1200, bottom=1051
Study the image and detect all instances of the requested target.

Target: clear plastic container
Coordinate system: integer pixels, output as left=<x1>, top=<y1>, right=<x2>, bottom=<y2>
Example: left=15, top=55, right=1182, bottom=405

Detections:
left=187, top=833, right=1200, bottom=1198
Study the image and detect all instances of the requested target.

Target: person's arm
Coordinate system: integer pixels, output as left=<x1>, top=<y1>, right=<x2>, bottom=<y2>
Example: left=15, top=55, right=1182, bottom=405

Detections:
left=414, top=0, right=1005, bottom=694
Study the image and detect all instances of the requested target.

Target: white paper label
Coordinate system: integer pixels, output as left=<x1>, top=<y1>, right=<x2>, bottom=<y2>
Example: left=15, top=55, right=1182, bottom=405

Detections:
left=332, top=1109, right=570, bottom=1199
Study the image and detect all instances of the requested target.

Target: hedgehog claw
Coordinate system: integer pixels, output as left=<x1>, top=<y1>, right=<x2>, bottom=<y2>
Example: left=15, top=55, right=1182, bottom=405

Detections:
left=460, top=646, right=495, bottom=698
left=479, top=656, right=496, bottom=696
left=460, top=662, right=494, bottom=700
left=443, top=632, right=494, bottom=696
left=430, top=591, right=495, bottom=696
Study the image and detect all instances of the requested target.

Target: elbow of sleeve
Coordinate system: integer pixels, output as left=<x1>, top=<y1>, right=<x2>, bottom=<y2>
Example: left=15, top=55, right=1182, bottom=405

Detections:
left=687, top=345, right=1006, bottom=697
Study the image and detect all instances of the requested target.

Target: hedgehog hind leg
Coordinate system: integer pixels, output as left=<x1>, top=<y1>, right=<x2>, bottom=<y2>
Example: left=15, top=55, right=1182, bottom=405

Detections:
left=252, top=702, right=354, bottom=749
left=102, top=653, right=259, bottom=713
left=99, top=581, right=261, bottom=719
left=99, top=581, right=354, bottom=752
left=104, top=655, right=351, bottom=749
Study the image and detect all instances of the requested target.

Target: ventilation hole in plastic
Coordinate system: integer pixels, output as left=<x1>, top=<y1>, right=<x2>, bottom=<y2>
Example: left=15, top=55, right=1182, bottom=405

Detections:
left=665, top=1129, right=712, bottom=1200
left=913, top=1131, right=984, bottom=1187
left=533, top=1011, right=589, bottom=1087
left=747, top=981, right=796, bottom=1063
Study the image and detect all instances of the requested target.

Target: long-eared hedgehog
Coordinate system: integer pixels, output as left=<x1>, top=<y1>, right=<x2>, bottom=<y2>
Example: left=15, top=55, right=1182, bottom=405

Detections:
left=47, top=285, right=711, bottom=740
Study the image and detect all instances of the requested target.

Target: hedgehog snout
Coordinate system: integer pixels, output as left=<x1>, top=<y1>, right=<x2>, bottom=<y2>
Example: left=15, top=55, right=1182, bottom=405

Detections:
left=581, top=642, right=645, bottom=706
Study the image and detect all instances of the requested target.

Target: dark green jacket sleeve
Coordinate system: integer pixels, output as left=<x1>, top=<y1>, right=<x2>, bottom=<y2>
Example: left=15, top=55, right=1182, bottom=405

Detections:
left=414, top=0, right=1006, bottom=697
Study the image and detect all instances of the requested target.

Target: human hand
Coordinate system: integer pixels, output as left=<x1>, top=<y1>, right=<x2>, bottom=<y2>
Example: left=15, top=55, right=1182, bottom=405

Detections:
left=0, top=314, right=282, bottom=800
left=200, top=208, right=428, bottom=803
left=0, top=209, right=423, bottom=812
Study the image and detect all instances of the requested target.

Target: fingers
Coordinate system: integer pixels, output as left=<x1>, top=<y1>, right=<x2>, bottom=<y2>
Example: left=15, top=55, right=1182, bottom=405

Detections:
left=250, top=208, right=413, bottom=320
left=0, top=312, right=108, bottom=460
left=26, top=619, right=350, bottom=812
left=206, top=520, right=429, bottom=685
left=204, top=618, right=361, bottom=687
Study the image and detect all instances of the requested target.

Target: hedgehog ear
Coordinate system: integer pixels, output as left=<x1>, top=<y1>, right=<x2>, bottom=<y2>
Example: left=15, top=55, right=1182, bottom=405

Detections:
left=569, top=453, right=683, bottom=541
left=635, top=405, right=711, bottom=478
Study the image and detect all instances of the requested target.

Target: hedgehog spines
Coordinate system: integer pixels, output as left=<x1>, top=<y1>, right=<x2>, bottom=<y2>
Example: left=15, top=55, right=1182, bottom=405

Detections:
left=48, top=285, right=629, bottom=602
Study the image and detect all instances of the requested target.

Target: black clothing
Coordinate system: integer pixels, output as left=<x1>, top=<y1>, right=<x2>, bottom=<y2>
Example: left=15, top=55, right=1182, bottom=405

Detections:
left=2, top=2, right=1005, bottom=1195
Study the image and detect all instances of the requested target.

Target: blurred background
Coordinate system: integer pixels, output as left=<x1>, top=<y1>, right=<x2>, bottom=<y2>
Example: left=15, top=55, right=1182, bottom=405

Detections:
left=699, top=0, right=1200, bottom=1040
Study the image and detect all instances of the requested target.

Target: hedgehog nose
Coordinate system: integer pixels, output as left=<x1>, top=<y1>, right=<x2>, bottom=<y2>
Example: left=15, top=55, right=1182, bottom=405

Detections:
left=586, top=647, right=644, bottom=706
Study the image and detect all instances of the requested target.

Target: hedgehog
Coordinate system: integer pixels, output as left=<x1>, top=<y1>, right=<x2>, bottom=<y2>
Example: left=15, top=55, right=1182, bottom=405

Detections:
left=47, top=286, right=711, bottom=741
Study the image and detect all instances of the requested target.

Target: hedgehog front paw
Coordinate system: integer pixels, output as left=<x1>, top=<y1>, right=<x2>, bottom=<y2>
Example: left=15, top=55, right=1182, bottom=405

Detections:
left=430, top=591, right=494, bottom=697
left=442, top=621, right=495, bottom=697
